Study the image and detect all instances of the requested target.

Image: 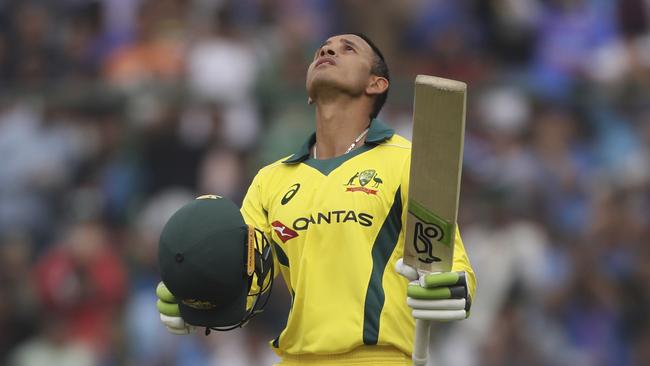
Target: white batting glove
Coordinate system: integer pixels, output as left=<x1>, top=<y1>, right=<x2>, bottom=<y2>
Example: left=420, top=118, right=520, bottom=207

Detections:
left=395, top=259, right=471, bottom=321
left=156, top=281, right=196, bottom=335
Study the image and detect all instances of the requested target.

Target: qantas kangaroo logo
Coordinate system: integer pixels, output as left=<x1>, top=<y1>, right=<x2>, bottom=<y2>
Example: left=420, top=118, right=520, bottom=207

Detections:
left=271, top=221, right=298, bottom=243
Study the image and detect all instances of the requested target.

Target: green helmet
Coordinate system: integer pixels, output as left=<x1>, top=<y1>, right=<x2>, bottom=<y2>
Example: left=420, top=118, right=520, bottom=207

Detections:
left=158, top=195, right=274, bottom=332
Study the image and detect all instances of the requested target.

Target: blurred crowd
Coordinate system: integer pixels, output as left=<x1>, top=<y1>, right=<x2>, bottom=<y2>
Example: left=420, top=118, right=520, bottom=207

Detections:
left=0, top=0, right=648, bottom=365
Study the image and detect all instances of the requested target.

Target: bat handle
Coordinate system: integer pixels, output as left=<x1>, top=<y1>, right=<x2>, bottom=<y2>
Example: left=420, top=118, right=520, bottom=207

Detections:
left=413, top=319, right=431, bottom=365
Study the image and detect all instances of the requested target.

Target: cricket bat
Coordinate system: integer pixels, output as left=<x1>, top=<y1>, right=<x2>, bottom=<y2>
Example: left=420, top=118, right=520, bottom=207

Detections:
left=403, top=75, right=467, bottom=366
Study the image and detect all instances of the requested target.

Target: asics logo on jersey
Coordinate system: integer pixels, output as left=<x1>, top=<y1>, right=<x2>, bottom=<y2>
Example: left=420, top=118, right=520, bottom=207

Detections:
left=272, top=221, right=299, bottom=243
left=344, top=169, right=383, bottom=195
left=281, top=183, right=300, bottom=205
left=292, top=210, right=374, bottom=231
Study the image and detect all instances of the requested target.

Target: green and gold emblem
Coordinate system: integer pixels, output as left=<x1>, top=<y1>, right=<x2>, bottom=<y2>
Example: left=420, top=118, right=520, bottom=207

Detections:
left=358, top=169, right=376, bottom=187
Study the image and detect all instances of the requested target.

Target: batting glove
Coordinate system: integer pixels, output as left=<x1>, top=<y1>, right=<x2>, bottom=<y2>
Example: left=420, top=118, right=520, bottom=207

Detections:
left=395, top=259, right=471, bottom=321
left=156, top=281, right=196, bottom=335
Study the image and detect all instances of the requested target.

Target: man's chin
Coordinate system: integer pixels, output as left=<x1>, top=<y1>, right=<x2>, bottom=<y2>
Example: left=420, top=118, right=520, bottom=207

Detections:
left=308, top=75, right=348, bottom=97
left=310, top=72, right=338, bottom=86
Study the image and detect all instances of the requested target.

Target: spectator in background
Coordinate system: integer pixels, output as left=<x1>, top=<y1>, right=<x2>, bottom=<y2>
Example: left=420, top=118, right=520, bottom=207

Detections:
left=530, top=107, right=593, bottom=236
left=3, top=2, right=60, bottom=87
left=0, top=30, right=8, bottom=84
left=0, top=234, right=39, bottom=364
left=58, top=2, right=104, bottom=81
left=123, top=189, right=202, bottom=365
left=138, top=104, right=207, bottom=195
left=476, top=0, right=540, bottom=65
left=186, top=4, right=260, bottom=149
left=31, top=220, right=126, bottom=360
left=529, top=0, right=619, bottom=98
left=467, top=85, right=539, bottom=197
left=104, top=0, right=186, bottom=87
left=437, top=187, right=549, bottom=366
left=197, top=147, right=246, bottom=203
left=401, top=0, right=487, bottom=84
left=0, top=100, right=87, bottom=248
left=9, top=316, right=95, bottom=366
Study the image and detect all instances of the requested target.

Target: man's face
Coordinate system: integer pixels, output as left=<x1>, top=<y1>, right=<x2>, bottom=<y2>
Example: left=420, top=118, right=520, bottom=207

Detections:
left=306, top=34, right=377, bottom=99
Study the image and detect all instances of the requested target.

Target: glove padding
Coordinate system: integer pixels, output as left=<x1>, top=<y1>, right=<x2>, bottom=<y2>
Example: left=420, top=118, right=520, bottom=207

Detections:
left=156, top=281, right=196, bottom=335
left=395, top=259, right=471, bottom=321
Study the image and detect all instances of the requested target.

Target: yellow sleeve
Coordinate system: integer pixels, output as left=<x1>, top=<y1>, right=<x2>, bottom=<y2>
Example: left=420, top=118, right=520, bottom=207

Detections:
left=240, top=170, right=280, bottom=308
left=451, top=227, right=476, bottom=302
left=241, top=170, right=271, bottom=236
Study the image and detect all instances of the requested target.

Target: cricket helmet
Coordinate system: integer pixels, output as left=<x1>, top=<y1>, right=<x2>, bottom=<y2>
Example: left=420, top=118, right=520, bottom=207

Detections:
left=158, top=195, right=274, bottom=332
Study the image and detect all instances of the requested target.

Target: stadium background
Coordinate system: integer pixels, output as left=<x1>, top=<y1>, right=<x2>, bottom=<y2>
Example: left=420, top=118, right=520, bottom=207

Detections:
left=0, top=0, right=649, bottom=365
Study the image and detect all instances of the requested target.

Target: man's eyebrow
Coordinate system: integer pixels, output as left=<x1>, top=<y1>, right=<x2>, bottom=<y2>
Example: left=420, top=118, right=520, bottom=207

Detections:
left=316, top=38, right=361, bottom=53
left=340, top=38, right=360, bottom=49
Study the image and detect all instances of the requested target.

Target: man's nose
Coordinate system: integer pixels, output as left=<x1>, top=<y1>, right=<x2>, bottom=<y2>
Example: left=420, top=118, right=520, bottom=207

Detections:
left=320, top=47, right=335, bottom=57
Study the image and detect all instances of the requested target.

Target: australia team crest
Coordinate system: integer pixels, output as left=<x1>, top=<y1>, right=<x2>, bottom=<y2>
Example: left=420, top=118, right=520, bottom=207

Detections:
left=345, top=169, right=383, bottom=195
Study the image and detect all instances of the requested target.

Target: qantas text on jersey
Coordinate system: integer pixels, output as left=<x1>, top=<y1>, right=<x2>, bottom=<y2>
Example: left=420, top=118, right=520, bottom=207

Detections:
left=291, top=210, right=373, bottom=231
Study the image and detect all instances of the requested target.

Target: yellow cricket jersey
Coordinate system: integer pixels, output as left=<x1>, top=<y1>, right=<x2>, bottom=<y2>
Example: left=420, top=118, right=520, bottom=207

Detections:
left=240, top=120, right=476, bottom=364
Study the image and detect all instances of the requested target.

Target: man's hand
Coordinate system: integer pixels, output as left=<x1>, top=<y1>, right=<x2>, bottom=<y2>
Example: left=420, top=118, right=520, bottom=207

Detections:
left=395, top=259, right=471, bottom=321
left=156, top=282, right=195, bottom=335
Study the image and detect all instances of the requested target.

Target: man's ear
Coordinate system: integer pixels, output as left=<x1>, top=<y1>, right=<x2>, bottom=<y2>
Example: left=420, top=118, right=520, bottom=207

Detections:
left=366, top=76, right=389, bottom=96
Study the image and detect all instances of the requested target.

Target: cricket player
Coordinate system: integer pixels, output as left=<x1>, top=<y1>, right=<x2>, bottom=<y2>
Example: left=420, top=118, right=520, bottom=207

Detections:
left=157, top=33, right=476, bottom=365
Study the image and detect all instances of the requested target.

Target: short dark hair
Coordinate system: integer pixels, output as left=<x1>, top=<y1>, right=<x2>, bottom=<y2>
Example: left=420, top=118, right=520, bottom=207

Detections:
left=351, top=33, right=390, bottom=119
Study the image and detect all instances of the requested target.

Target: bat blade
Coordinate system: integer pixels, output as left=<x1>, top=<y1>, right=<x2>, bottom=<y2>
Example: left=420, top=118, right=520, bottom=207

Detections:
left=403, top=75, right=467, bottom=274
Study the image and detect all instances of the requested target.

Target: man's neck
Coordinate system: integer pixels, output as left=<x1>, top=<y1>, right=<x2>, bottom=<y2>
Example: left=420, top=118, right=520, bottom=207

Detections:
left=313, top=96, right=371, bottom=160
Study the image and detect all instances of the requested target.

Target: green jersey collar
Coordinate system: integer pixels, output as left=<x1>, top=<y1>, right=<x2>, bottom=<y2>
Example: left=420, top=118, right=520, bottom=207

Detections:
left=283, top=119, right=395, bottom=164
